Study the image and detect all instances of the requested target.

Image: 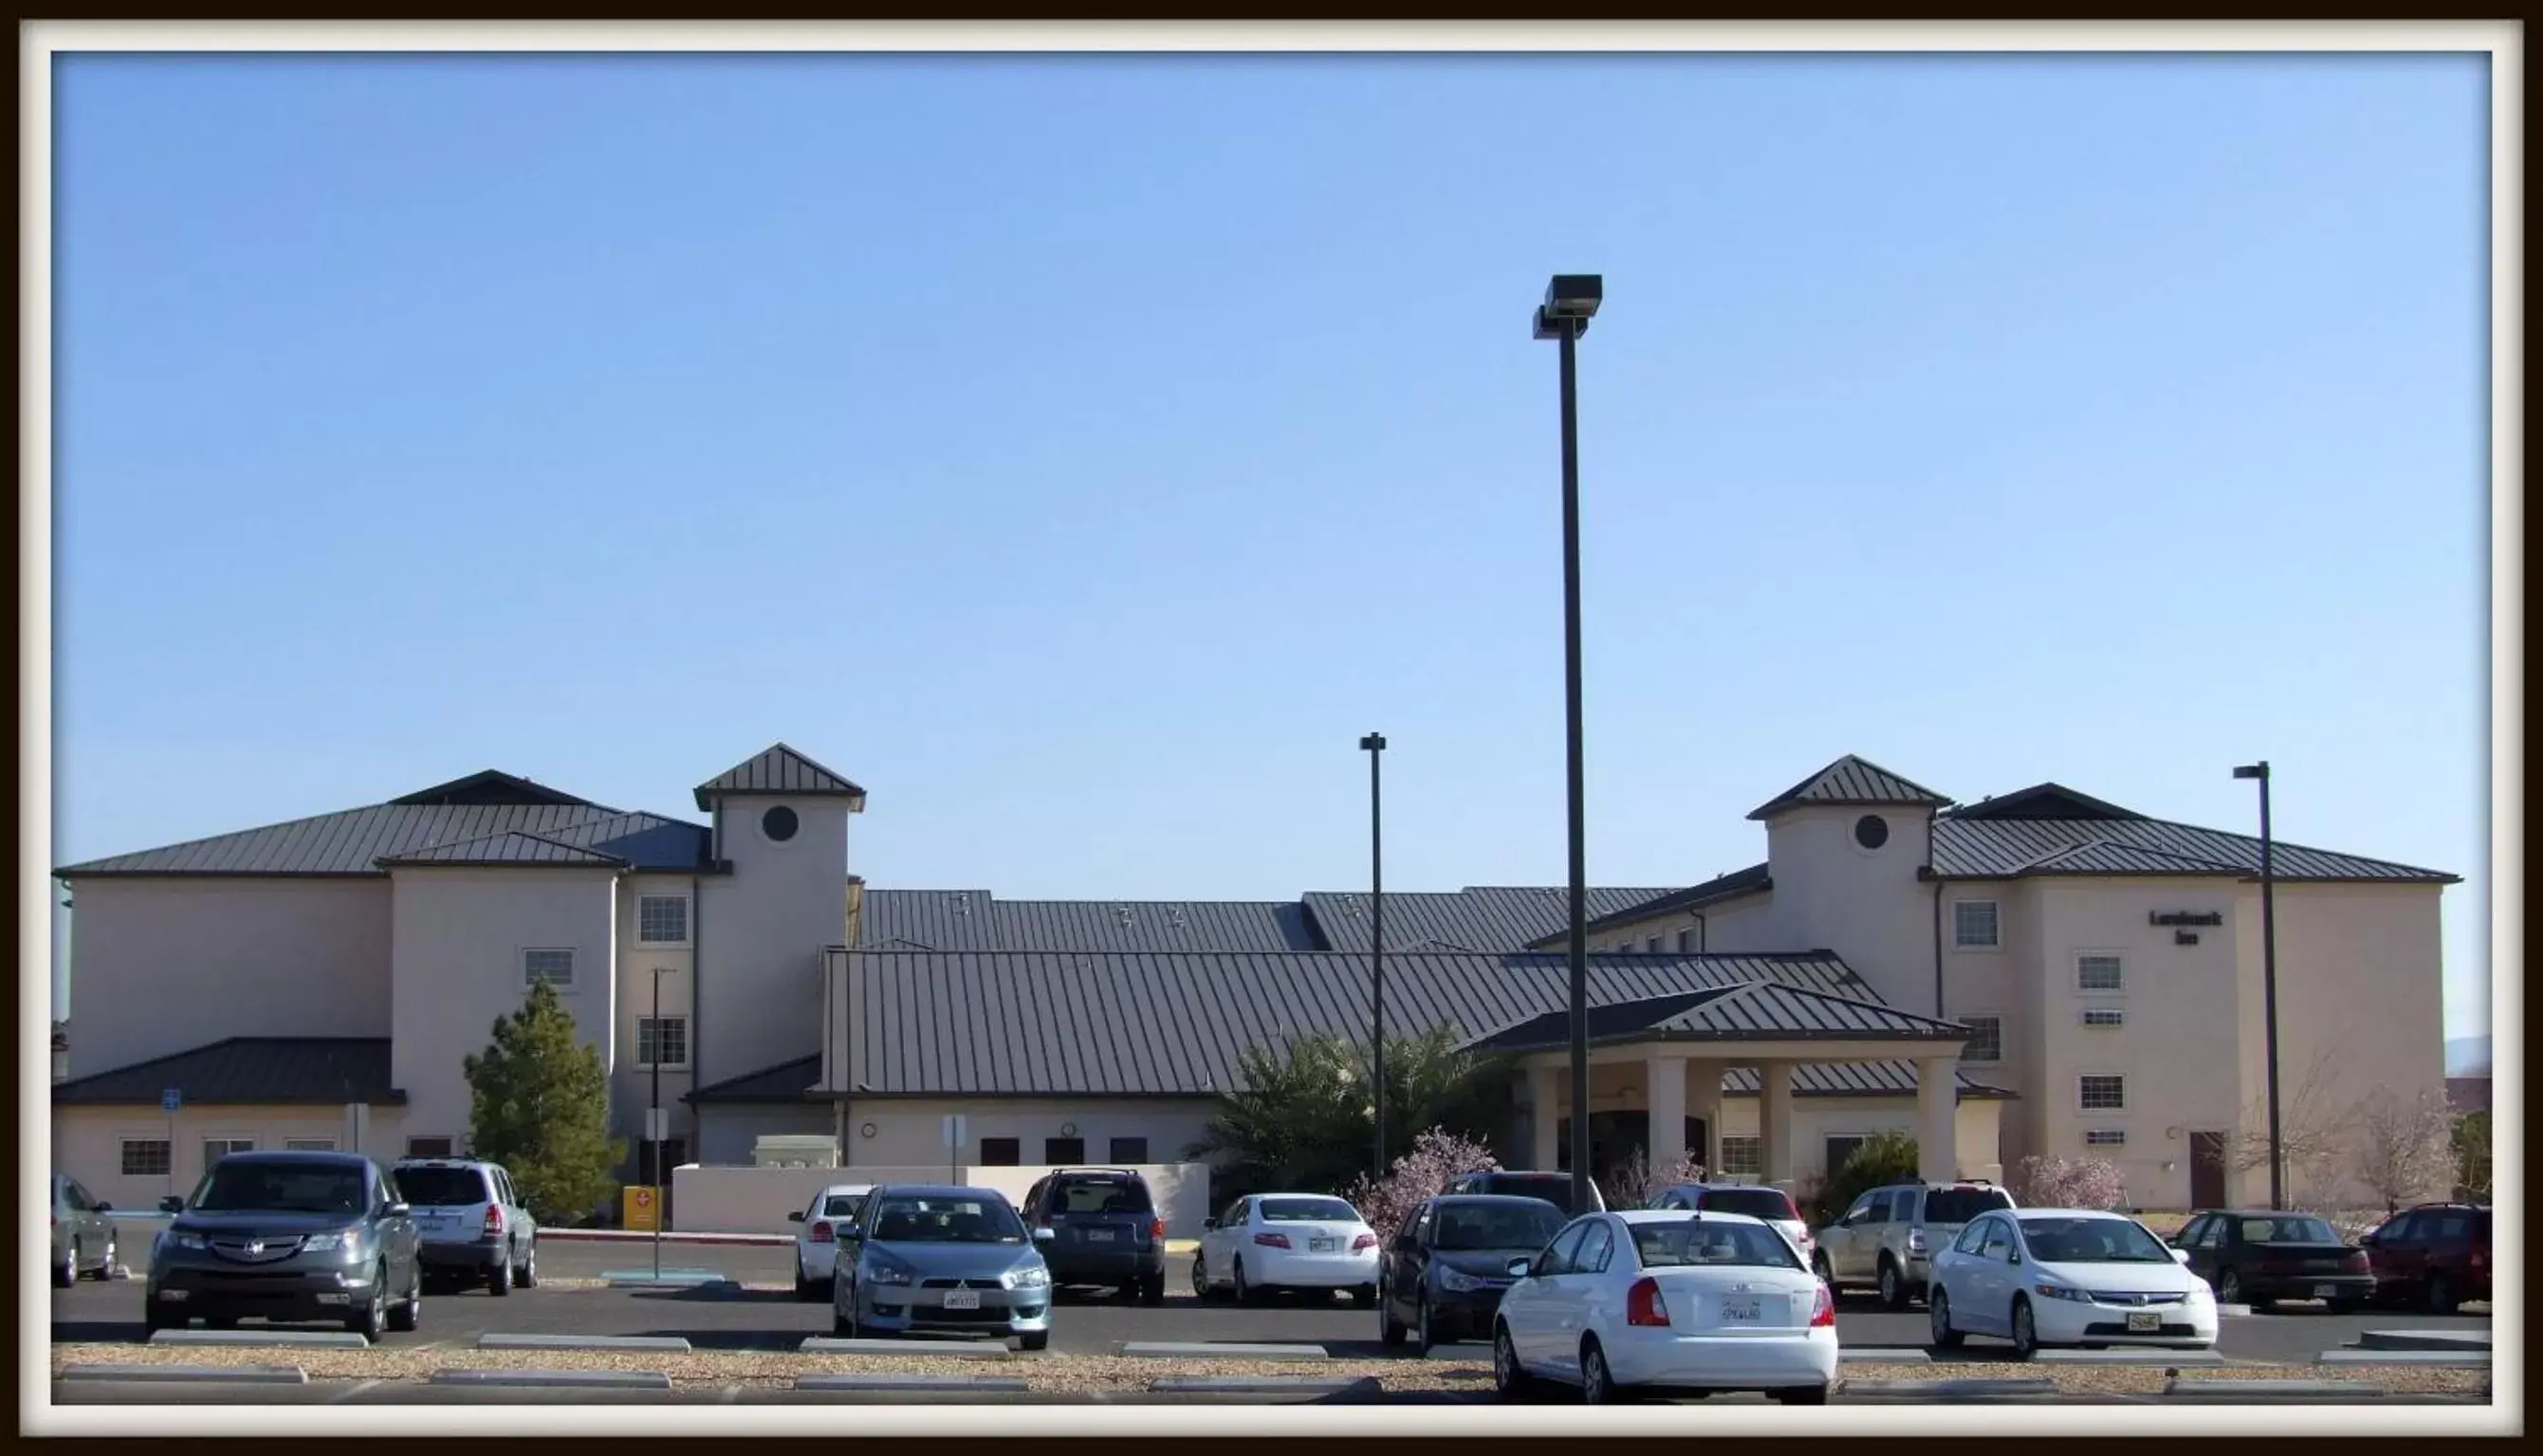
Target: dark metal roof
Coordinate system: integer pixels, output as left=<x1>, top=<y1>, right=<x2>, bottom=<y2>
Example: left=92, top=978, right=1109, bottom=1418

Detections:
left=687, top=1054, right=823, bottom=1105
left=1943, top=783, right=2146, bottom=821
left=57, top=801, right=711, bottom=878
left=693, top=743, right=868, bottom=812
left=1748, top=755, right=1954, bottom=820
left=377, top=831, right=627, bottom=868
left=51, top=1038, right=404, bottom=1106
left=388, top=771, right=594, bottom=808
left=1303, top=886, right=1679, bottom=955
left=1464, top=982, right=1974, bottom=1052
left=853, top=891, right=1326, bottom=952
left=839, top=949, right=1938, bottom=1098
left=1531, top=864, right=1774, bottom=945
left=1930, top=817, right=2456, bottom=883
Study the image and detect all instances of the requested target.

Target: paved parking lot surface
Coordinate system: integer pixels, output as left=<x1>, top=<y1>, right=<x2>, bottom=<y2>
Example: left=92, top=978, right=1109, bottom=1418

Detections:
left=54, top=1250, right=2491, bottom=1368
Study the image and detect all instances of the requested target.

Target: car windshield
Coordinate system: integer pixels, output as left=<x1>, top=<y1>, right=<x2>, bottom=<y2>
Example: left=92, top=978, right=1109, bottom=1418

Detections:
left=192, top=1161, right=366, bottom=1215
left=2239, top=1216, right=2340, bottom=1244
left=1924, top=1189, right=2015, bottom=1225
left=1488, top=1176, right=1581, bottom=1213
left=2019, top=1217, right=2172, bottom=1263
left=1260, top=1197, right=1357, bottom=1223
left=394, top=1168, right=490, bottom=1207
left=869, top=1196, right=1026, bottom=1244
left=1434, top=1203, right=1565, bottom=1250
left=1630, top=1219, right=1803, bottom=1270
left=821, top=1193, right=868, bottom=1219
left=1053, top=1179, right=1153, bottom=1215
left=1696, top=1189, right=1797, bottom=1221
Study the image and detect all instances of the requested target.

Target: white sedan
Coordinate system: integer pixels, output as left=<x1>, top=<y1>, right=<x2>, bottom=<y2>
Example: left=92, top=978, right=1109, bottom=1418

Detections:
left=1491, top=1209, right=1838, bottom=1404
left=1927, top=1207, right=2221, bottom=1357
left=787, top=1183, right=875, bottom=1300
left=1194, top=1193, right=1381, bottom=1305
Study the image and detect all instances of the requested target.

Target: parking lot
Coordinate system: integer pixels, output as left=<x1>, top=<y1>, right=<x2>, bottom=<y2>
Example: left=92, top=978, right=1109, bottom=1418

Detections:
left=51, top=1236, right=2493, bottom=1369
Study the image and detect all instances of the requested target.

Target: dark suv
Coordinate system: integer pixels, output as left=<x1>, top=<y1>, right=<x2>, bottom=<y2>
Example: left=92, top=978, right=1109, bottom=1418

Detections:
left=147, top=1150, right=424, bottom=1341
left=2361, top=1203, right=2490, bottom=1313
left=1019, top=1168, right=1167, bottom=1304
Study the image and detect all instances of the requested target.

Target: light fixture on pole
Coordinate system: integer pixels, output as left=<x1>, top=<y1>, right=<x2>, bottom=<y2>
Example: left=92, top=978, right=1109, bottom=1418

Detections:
left=1534, top=271, right=1602, bottom=1216
left=1360, top=731, right=1388, bottom=1181
left=2233, top=762, right=2282, bottom=1210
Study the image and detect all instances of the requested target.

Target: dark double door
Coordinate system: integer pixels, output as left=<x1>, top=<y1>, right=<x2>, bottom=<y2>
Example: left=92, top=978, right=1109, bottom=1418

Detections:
left=1555, top=1112, right=1709, bottom=1184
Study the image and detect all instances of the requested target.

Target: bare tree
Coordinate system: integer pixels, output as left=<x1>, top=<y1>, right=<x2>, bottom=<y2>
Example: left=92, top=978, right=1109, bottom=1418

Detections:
left=2232, top=1044, right=2359, bottom=1211
left=1608, top=1146, right=1705, bottom=1209
left=2352, top=1087, right=2455, bottom=1211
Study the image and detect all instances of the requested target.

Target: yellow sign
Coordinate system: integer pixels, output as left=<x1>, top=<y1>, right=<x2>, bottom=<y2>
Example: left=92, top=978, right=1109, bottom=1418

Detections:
left=623, top=1185, right=661, bottom=1232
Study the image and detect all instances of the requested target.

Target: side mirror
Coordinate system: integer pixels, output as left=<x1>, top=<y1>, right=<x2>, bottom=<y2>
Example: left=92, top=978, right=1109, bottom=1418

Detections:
left=1505, top=1256, right=1533, bottom=1280
left=94, top=1201, right=113, bottom=1213
left=159, top=1196, right=184, bottom=1214
left=2006, top=1251, right=2021, bottom=1266
left=2171, top=1247, right=2192, bottom=1265
left=1032, top=1226, right=1055, bottom=1244
left=385, top=1202, right=410, bottom=1218
left=1391, top=1233, right=1416, bottom=1254
left=1202, top=1218, right=1217, bottom=1230
left=787, top=1211, right=806, bottom=1223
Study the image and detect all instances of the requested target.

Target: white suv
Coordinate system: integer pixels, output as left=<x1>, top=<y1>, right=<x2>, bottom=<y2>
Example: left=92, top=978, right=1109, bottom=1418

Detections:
left=1813, top=1181, right=2015, bottom=1309
left=392, top=1157, right=541, bottom=1296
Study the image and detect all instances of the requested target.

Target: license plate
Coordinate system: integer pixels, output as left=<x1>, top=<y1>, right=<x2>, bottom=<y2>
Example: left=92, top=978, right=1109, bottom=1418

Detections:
left=941, top=1289, right=982, bottom=1310
left=2313, top=1284, right=2338, bottom=1299
left=1085, top=1229, right=1115, bottom=1243
left=1310, top=1238, right=1338, bottom=1253
left=1719, top=1298, right=1761, bottom=1324
left=2126, top=1312, right=2161, bottom=1333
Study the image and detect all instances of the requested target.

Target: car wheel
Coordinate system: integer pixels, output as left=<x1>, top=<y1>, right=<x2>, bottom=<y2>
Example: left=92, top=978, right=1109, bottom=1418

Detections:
left=1233, top=1257, right=1262, bottom=1306
left=1492, top=1322, right=1533, bottom=1398
left=1930, top=1287, right=1964, bottom=1349
left=2218, top=1268, right=2241, bottom=1304
left=1776, top=1384, right=1831, bottom=1406
left=54, top=1241, right=77, bottom=1288
left=795, top=1263, right=819, bottom=1301
left=349, top=1270, right=388, bottom=1342
left=1380, top=1294, right=1408, bottom=1348
left=1580, top=1340, right=1624, bottom=1405
left=488, top=1255, right=513, bottom=1297
left=1018, top=1330, right=1050, bottom=1353
left=1191, top=1253, right=1213, bottom=1300
left=836, top=1285, right=860, bottom=1339
left=1414, top=1292, right=1436, bottom=1355
left=517, top=1241, right=538, bottom=1290
left=90, top=1234, right=118, bottom=1281
left=2009, top=1297, right=2038, bottom=1360
left=2425, top=1274, right=2457, bottom=1315
left=389, top=1272, right=422, bottom=1333
left=1878, top=1257, right=1909, bottom=1311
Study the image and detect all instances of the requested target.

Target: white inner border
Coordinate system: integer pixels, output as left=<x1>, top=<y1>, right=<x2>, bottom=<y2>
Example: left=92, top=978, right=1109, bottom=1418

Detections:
left=20, top=17, right=2518, bottom=1440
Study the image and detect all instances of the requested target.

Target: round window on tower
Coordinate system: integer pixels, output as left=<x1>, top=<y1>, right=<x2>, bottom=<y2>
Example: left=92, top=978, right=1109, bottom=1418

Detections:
left=1853, top=814, right=1890, bottom=850
left=762, top=805, right=800, bottom=843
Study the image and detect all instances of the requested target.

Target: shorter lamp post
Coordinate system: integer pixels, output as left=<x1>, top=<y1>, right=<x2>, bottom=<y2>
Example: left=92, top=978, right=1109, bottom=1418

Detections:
left=1360, top=731, right=1388, bottom=1181
left=2233, top=762, right=2282, bottom=1210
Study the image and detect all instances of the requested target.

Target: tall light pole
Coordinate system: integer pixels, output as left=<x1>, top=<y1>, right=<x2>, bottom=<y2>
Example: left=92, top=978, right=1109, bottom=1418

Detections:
left=1536, top=273, right=1602, bottom=1213
left=2233, top=762, right=2283, bottom=1210
left=650, top=966, right=666, bottom=1280
left=1360, top=732, right=1388, bottom=1181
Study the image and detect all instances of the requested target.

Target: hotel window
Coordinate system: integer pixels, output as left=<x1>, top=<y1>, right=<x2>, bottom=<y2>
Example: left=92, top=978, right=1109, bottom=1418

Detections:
left=2078, top=1075, right=2127, bottom=1112
left=1044, top=1136, right=1086, bottom=1165
left=2082, top=1007, right=2127, bottom=1028
left=1645, top=935, right=1663, bottom=954
left=1676, top=929, right=1698, bottom=953
left=979, top=1138, right=1021, bottom=1167
left=1718, top=1135, right=1762, bottom=1177
left=637, top=1017, right=690, bottom=1069
left=636, top=894, right=691, bottom=945
left=524, top=948, right=576, bottom=988
left=1109, top=1136, right=1150, bottom=1164
left=407, top=1136, right=455, bottom=1158
left=203, top=1137, right=255, bottom=1170
left=120, top=1139, right=172, bottom=1177
left=2084, top=1129, right=2128, bottom=1149
left=1952, top=901, right=1999, bottom=949
left=284, top=1138, right=338, bottom=1152
left=1960, top=1014, right=2004, bottom=1064
left=2076, top=955, right=2125, bottom=993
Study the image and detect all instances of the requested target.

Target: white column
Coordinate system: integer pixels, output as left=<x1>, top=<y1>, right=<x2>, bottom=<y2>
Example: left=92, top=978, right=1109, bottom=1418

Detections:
left=1689, top=1066, right=1724, bottom=1175
left=1917, top=1055, right=1960, bottom=1184
left=1531, top=1061, right=1561, bottom=1170
left=1648, top=1054, right=1688, bottom=1175
left=1759, top=1061, right=1797, bottom=1187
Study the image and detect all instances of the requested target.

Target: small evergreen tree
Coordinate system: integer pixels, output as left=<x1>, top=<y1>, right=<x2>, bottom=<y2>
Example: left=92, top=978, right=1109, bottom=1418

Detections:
left=461, top=981, right=625, bottom=1224
left=1808, top=1130, right=1922, bottom=1226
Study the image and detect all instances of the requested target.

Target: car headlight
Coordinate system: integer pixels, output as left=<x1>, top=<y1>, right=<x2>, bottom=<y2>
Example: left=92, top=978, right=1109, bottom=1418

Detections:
left=2032, top=1281, right=2091, bottom=1302
left=865, top=1256, right=917, bottom=1286
left=1004, top=1264, right=1051, bottom=1291
left=167, top=1232, right=208, bottom=1253
left=1436, top=1265, right=1486, bottom=1294
left=298, top=1231, right=358, bottom=1254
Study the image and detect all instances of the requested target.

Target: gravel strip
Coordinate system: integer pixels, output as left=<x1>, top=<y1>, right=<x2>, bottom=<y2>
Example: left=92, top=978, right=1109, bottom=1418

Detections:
left=47, top=1346, right=2490, bottom=1398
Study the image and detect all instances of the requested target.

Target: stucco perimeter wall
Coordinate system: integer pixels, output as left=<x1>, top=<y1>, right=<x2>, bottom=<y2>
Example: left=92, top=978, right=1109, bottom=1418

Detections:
left=672, top=1162, right=1213, bottom=1237
left=53, top=1102, right=409, bottom=1232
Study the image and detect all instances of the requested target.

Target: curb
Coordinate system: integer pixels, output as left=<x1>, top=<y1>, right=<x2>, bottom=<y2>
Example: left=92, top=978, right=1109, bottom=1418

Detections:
left=148, top=1329, right=372, bottom=1349
left=601, top=1271, right=734, bottom=1290
left=63, top=1363, right=308, bottom=1385
left=1149, top=1375, right=1381, bottom=1396
left=431, top=1369, right=673, bottom=1390
left=2162, top=1378, right=2385, bottom=1401
left=1120, top=1341, right=1331, bottom=1361
left=1839, top=1349, right=1932, bottom=1364
left=2034, top=1349, right=2225, bottom=1366
left=478, top=1334, right=693, bottom=1353
left=1840, top=1377, right=2058, bottom=1399
left=2216, top=1303, right=2253, bottom=1318
left=2315, top=1350, right=2491, bottom=1368
left=537, top=1228, right=791, bottom=1246
left=800, top=1337, right=1014, bottom=1357
left=796, top=1373, right=1034, bottom=1393
left=2359, top=1330, right=2492, bottom=1354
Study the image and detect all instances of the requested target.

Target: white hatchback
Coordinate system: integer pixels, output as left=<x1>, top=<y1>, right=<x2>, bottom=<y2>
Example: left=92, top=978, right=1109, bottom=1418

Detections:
left=788, top=1183, right=875, bottom=1300
left=1492, top=1209, right=1838, bottom=1404
left=1926, top=1207, right=2220, bottom=1358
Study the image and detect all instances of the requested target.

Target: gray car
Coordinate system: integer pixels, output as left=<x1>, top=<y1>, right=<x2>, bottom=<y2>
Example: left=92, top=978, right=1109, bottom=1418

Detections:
left=831, top=1184, right=1056, bottom=1351
left=51, top=1172, right=118, bottom=1287
left=391, top=1157, right=539, bottom=1295
left=146, top=1150, right=424, bottom=1341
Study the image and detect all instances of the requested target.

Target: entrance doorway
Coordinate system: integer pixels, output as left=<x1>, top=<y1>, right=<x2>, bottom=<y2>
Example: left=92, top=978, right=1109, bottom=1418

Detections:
left=1554, top=1114, right=1709, bottom=1185
left=2189, top=1131, right=2228, bottom=1207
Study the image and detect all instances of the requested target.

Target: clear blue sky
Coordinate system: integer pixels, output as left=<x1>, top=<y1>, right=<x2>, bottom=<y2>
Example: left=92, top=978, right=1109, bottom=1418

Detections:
left=50, top=52, right=2491, bottom=1040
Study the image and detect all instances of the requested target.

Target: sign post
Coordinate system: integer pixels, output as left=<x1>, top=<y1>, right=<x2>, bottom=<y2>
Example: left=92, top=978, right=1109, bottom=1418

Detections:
left=942, top=1114, right=967, bottom=1184
left=161, top=1088, right=182, bottom=1202
left=645, top=1108, right=671, bottom=1279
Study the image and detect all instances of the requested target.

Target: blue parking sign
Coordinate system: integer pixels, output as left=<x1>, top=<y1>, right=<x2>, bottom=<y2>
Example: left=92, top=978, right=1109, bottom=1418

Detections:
left=162, top=1088, right=182, bottom=1113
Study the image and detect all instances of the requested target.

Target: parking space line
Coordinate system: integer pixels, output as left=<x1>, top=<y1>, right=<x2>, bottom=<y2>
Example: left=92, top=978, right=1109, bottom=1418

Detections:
left=324, top=1379, right=387, bottom=1404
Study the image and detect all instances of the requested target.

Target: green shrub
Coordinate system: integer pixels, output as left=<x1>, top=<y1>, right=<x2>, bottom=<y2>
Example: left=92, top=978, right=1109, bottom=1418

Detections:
left=1806, top=1130, right=1921, bottom=1226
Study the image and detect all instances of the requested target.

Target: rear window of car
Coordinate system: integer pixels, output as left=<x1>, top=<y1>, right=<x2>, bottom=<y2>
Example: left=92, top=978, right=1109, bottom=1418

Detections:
left=1630, top=1219, right=1803, bottom=1270
left=1697, top=1189, right=1797, bottom=1221
left=1260, top=1197, right=1357, bottom=1222
left=394, top=1167, right=492, bottom=1207
left=1923, top=1188, right=2015, bottom=1225
left=1052, top=1178, right=1152, bottom=1215
left=2239, top=1216, right=2339, bottom=1244
left=1487, top=1175, right=1580, bottom=1212
left=821, top=1193, right=868, bottom=1219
